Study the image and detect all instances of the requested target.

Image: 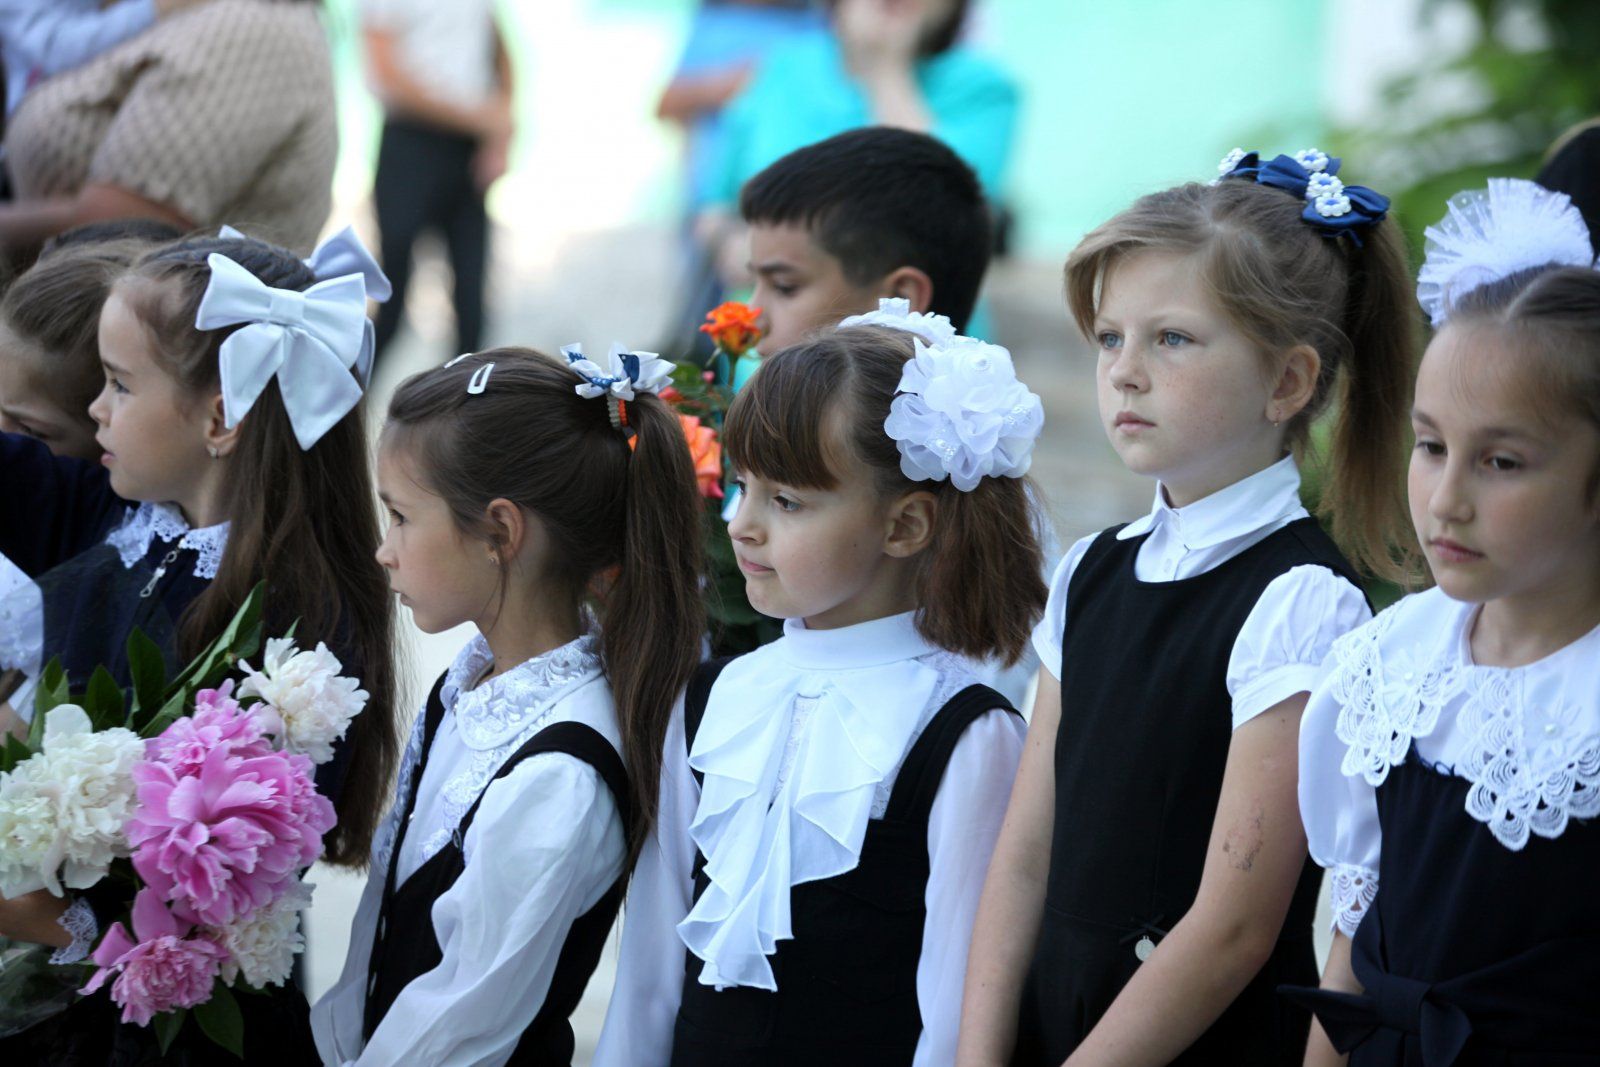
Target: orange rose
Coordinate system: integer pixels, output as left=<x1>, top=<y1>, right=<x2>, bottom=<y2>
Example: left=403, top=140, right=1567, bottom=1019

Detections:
left=699, top=301, right=763, bottom=358
left=679, top=413, right=724, bottom=499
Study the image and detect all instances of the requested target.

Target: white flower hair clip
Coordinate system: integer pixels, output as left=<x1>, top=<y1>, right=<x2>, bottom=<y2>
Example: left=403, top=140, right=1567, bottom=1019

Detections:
left=1416, top=177, right=1596, bottom=327
left=883, top=335, right=1044, bottom=492
left=838, top=297, right=959, bottom=346
left=561, top=342, right=675, bottom=401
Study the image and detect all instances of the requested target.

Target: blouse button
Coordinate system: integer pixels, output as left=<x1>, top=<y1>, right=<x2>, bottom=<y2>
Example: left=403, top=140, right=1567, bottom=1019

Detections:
left=1403, top=671, right=1414, bottom=681
left=1134, top=936, right=1156, bottom=962
left=1545, top=723, right=1558, bottom=735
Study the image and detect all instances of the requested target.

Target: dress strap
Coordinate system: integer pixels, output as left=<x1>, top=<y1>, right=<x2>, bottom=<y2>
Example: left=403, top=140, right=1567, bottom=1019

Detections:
left=458, top=720, right=635, bottom=843
left=884, top=683, right=1017, bottom=826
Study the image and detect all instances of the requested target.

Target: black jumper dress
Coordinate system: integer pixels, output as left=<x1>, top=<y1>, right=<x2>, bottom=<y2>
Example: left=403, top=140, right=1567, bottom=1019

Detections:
left=1014, top=518, right=1363, bottom=1066
left=668, top=657, right=1017, bottom=1067
left=1281, top=745, right=1600, bottom=1065
left=362, top=674, right=633, bottom=1067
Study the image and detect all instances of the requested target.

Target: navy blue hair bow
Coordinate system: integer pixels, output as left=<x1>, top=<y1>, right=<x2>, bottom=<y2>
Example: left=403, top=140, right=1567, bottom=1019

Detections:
left=1216, top=148, right=1389, bottom=246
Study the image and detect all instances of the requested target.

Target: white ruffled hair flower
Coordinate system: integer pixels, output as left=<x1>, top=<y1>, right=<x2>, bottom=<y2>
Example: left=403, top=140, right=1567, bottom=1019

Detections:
left=0, top=705, right=144, bottom=898
left=883, top=336, right=1044, bottom=492
left=1416, top=177, right=1596, bottom=327
left=838, top=297, right=959, bottom=347
left=239, top=638, right=368, bottom=765
left=210, top=878, right=313, bottom=987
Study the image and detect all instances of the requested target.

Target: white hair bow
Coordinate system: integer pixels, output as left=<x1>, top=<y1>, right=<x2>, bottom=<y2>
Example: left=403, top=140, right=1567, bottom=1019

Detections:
left=838, top=297, right=958, bottom=346
left=561, top=342, right=675, bottom=401
left=196, top=254, right=370, bottom=451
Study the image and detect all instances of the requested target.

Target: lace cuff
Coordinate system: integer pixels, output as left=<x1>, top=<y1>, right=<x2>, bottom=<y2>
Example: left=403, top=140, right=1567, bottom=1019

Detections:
left=50, top=897, right=99, bottom=964
left=1328, top=863, right=1379, bottom=939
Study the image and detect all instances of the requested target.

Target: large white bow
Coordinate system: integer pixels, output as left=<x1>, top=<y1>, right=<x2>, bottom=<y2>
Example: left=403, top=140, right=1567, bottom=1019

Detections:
left=196, top=254, right=369, bottom=451
left=561, top=342, right=675, bottom=401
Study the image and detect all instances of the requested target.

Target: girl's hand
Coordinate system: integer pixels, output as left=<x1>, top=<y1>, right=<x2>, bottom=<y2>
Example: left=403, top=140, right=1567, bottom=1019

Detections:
left=1304, top=931, right=1357, bottom=1067
left=0, top=890, right=73, bottom=948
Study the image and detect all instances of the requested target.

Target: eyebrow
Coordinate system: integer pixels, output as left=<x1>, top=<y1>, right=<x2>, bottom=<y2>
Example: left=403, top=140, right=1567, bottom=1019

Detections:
left=100, top=356, right=129, bottom=376
left=749, top=260, right=798, bottom=276
left=1412, top=408, right=1543, bottom=442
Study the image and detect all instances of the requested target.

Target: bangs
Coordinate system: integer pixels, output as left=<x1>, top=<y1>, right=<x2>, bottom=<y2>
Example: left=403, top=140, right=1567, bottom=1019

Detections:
left=722, top=342, right=853, bottom=490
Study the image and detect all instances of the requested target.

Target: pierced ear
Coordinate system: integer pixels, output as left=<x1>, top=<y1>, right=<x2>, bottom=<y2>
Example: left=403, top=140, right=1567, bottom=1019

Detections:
left=882, top=266, right=935, bottom=316
left=483, top=498, right=528, bottom=562
left=883, top=490, right=938, bottom=559
left=1270, top=344, right=1322, bottom=424
left=203, top=393, right=243, bottom=458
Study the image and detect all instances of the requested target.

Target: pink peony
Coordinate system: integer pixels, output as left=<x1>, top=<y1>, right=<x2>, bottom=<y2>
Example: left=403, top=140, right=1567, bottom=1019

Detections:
left=81, top=888, right=228, bottom=1026
left=126, top=744, right=335, bottom=927
left=145, top=682, right=272, bottom=776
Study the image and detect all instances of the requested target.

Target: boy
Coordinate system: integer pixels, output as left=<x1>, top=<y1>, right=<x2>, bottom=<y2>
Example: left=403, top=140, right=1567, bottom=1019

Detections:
left=738, top=126, right=993, bottom=350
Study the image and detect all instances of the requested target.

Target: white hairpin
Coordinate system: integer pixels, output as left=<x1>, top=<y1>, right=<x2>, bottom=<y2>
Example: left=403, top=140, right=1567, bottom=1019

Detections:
left=466, top=362, right=494, bottom=395
left=838, top=297, right=959, bottom=346
left=883, top=335, right=1044, bottom=492
left=1416, top=178, right=1596, bottom=327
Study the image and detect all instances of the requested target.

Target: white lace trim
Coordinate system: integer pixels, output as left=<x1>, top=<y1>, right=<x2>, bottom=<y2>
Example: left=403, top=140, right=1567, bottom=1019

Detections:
left=0, top=576, right=44, bottom=679
left=50, top=897, right=98, bottom=965
left=1331, top=600, right=1600, bottom=851
left=1327, top=863, right=1379, bottom=939
left=371, top=709, right=426, bottom=872
left=420, top=633, right=602, bottom=864
left=103, top=502, right=229, bottom=578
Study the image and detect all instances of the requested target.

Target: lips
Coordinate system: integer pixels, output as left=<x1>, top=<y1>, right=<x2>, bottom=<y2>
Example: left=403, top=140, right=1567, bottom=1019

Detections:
left=736, top=555, right=773, bottom=575
left=1428, top=537, right=1483, bottom=564
left=1113, top=411, right=1154, bottom=431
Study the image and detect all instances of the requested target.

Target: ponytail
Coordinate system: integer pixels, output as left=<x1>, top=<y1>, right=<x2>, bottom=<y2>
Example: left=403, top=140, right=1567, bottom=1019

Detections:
left=603, top=394, right=705, bottom=860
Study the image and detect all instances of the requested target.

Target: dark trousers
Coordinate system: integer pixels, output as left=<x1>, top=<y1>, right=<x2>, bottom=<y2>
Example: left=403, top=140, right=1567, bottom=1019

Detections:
left=372, top=118, right=488, bottom=361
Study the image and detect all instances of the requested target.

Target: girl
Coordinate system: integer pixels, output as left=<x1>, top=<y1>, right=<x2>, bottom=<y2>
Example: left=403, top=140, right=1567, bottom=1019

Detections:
left=311, top=346, right=706, bottom=1066
left=595, top=324, right=1048, bottom=1066
left=0, top=231, right=399, bottom=1061
left=958, top=149, right=1418, bottom=1066
left=1290, top=178, right=1600, bottom=1065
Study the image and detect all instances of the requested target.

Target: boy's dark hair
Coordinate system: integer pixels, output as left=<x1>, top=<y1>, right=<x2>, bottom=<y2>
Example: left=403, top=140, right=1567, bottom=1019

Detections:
left=41, top=218, right=185, bottom=258
left=739, top=127, right=992, bottom=331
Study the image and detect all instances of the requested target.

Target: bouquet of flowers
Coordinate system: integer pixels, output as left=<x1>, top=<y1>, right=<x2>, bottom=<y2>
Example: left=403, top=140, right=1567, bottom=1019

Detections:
left=0, top=586, right=364, bottom=1055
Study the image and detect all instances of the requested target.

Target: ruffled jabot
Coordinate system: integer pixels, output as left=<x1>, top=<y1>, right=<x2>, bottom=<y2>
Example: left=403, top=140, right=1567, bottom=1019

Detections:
left=678, top=612, right=942, bottom=990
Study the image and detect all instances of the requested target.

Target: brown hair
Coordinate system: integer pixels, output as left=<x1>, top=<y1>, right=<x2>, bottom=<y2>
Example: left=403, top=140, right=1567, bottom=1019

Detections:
left=1, top=242, right=143, bottom=436
left=383, top=349, right=705, bottom=864
left=722, top=326, right=1046, bottom=664
left=117, top=234, right=399, bottom=868
left=1064, top=178, right=1421, bottom=583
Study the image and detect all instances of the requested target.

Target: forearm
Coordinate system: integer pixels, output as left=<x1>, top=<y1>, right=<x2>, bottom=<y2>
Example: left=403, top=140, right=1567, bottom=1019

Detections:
left=1064, top=907, right=1276, bottom=1067
left=1304, top=930, right=1357, bottom=1067
left=955, top=846, right=1049, bottom=1064
left=0, top=185, right=191, bottom=262
left=0, top=890, right=72, bottom=948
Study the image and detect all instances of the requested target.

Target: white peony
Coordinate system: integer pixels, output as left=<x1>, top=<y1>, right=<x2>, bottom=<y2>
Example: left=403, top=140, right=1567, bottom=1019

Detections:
left=883, top=336, right=1044, bottom=492
left=838, top=297, right=959, bottom=347
left=0, top=705, right=144, bottom=898
left=210, top=879, right=312, bottom=987
left=239, top=638, right=368, bottom=765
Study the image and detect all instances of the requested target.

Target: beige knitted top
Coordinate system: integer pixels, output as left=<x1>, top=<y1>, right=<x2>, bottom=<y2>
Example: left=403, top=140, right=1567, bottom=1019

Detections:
left=4, top=0, right=337, bottom=255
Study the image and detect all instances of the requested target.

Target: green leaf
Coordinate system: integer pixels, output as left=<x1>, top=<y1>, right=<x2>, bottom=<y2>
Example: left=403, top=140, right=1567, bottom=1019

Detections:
left=154, top=1008, right=187, bottom=1055
left=193, top=982, right=244, bottom=1059
left=137, top=691, right=191, bottom=741
left=82, top=667, right=128, bottom=732
left=1, top=731, right=34, bottom=773
left=126, top=628, right=167, bottom=716
left=27, top=660, right=70, bottom=748
left=164, top=583, right=266, bottom=700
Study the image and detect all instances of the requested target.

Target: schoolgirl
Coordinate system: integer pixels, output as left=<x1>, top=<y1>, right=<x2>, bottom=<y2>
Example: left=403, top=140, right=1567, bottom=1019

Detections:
left=596, top=322, right=1048, bottom=1065
left=959, top=149, right=1418, bottom=1066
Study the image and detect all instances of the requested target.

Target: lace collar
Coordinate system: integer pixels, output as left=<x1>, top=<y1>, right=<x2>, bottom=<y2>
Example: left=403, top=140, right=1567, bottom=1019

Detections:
left=1119, top=453, right=1302, bottom=548
left=103, top=502, right=230, bottom=579
left=1330, top=588, right=1600, bottom=851
left=440, top=631, right=604, bottom=750
left=679, top=612, right=944, bottom=991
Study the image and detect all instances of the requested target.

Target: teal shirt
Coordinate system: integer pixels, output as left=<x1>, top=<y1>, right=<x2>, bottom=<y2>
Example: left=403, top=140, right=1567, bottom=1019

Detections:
left=705, top=31, right=1020, bottom=207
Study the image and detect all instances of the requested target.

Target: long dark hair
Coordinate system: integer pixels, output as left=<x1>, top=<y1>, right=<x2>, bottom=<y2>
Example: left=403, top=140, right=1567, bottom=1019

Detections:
left=383, top=349, right=705, bottom=864
left=722, top=326, right=1046, bottom=664
left=117, top=235, right=399, bottom=868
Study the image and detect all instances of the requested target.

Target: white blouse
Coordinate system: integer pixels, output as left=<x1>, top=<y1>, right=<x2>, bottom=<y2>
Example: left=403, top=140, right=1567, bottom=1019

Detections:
left=1300, top=587, right=1600, bottom=938
left=311, top=633, right=628, bottom=1067
left=593, top=612, right=1025, bottom=1067
left=1031, top=455, right=1371, bottom=729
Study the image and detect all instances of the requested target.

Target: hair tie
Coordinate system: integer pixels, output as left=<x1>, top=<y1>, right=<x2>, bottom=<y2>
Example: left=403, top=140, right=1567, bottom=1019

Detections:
left=1415, top=178, right=1596, bottom=327
left=1213, top=147, right=1390, bottom=246
left=194, top=254, right=370, bottom=450
left=884, top=334, right=1044, bottom=492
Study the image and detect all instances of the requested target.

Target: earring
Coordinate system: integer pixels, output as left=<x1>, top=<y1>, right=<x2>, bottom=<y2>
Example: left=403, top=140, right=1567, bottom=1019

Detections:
left=488, top=552, right=499, bottom=565
left=207, top=445, right=220, bottom=459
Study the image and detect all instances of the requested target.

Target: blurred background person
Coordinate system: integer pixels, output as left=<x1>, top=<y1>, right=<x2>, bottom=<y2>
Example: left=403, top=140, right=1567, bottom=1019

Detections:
left=361, top=0, right=513, bottom=364
left=0, top=0, right=336, bottom=261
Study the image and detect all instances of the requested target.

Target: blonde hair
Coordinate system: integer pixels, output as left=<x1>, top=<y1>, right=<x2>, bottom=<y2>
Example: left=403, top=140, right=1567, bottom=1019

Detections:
left=1065, top=179, right=1421, bottom=583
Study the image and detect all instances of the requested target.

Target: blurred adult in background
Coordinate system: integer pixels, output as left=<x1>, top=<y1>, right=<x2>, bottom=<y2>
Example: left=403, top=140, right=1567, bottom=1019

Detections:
left=1537, top=118, right=1600, bottom=256
left=362, top=0, right=513, bottom=364
left=694, top=0, right=1018, bottom=314
left=0, top=0, right=336, bottom=261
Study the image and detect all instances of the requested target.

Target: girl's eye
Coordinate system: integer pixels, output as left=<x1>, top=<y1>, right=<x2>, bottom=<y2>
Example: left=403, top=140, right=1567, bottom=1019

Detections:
left=1487, top=454, right=1521, bottom=472
left=387, top=508, right=405, bottom=526
left=1414, top=439, right=1445, bottom=457
left=1159, top=330, right=1190, bottom=347
left=1096, top=331, right=1122, bottom=351
left=109, top=377, right=128, bottom=394
left=731, top=477, right=747, bottom=493
left=773, top=494, right=800, bottom=513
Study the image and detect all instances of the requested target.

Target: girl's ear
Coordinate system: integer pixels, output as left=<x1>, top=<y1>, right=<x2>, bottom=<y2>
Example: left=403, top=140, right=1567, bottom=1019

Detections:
left=1270, top=343, right=1322, bottom=424
left=883, top=489, right=938, bottom=559
left=483, top=497, right=530, bottom=565
left=202, top=393, right=244, bottom=458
